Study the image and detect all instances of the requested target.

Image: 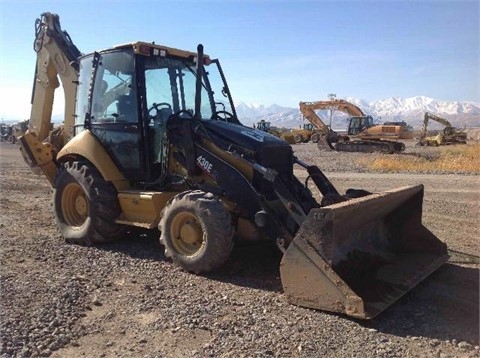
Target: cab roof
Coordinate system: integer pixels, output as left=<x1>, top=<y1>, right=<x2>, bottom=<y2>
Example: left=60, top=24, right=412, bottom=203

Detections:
left=98, top=41, right=210, bottom=60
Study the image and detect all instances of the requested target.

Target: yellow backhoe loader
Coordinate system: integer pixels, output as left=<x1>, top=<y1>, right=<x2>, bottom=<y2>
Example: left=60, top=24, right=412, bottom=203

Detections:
left=287, top=123, right=318, bottom=144
left=20, top=12, right=448, bottom=319
left=299, top=100, right=410, bottom=153
left=418, top=112, right=467, bottom=146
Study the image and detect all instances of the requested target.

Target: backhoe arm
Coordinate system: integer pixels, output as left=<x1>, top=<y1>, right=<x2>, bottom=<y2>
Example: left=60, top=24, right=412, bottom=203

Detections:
left=421, top=112, right=453, bottom=139
left=20, top=12, right=81, bottom=184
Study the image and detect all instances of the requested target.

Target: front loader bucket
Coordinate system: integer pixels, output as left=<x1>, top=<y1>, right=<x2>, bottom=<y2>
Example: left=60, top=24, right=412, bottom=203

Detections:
left=280, top=185, right=449, bottom=319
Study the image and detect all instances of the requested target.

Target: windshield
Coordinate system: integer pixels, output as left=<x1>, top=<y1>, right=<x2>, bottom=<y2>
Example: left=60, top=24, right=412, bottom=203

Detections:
left=144, top=55, right=236, bottom=122
left=76, top=47, right=239, bottom=132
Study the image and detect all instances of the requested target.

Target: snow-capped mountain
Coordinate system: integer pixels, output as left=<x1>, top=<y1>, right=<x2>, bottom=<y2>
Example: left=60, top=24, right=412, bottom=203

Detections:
left=236, top=96, right=480, bottom=129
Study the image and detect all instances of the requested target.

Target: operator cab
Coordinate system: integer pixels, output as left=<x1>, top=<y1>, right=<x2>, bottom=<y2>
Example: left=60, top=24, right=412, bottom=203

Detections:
left=303, top=123, right=313, bottom=131
left=347, top=115, right=374, bottom=135
left=256, top=120, right=271, bottom=132
left=74, top=42, right=239, bottom=184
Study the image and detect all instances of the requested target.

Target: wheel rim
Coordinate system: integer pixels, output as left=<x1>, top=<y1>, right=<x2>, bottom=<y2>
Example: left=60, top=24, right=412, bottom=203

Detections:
left=61, top=182, right=88, bottom=226
left=170, top=212, right=204, bottom=256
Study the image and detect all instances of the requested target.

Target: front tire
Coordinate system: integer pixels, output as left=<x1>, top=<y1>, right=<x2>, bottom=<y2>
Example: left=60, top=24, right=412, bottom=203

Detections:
left=54, top=161, right=126, bottom=245
left=159, top=190, right=234, bottom=274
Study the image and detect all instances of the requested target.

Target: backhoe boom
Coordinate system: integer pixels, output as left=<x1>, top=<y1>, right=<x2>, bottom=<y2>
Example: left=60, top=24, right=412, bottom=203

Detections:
left=20, top=12, right=81, bottom=183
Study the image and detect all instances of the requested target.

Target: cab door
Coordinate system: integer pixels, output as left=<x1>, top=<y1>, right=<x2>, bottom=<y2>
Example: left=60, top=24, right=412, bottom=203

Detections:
left=80, top=50, right=147, bottom=182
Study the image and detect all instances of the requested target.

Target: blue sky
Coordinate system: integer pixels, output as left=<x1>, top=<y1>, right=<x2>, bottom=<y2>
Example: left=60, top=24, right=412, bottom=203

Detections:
left=0, top=0, right=478, bottom=120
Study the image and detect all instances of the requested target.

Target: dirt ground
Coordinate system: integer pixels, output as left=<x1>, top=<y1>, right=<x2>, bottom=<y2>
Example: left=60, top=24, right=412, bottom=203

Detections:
left=1, top=140, right=479, bottom=358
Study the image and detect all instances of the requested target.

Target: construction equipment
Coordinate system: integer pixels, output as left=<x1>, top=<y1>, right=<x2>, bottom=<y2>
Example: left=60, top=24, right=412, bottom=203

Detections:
left=299, top=100, right=408, bottom=153
left=0, top=123, right=14, bottom=143
left=20, top=12, right=449, bottom=319
left=255, top=119, right=284, bottom=137
left=255, top=119, right=295, bottom=144
left=0, top=120, right=29, bottom=144
left=288, top=123, right=319, bottom=144
left=11, top=120, right=30, bottom=144
left=418, top=112, right=467, bottom=146
left=254, top=119, right=271, bottom=132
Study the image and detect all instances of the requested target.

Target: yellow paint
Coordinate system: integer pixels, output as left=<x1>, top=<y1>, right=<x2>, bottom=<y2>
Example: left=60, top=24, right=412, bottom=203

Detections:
left=57, top=130, right=130, bottom=190
left=116, top=190, right=177, bottom=228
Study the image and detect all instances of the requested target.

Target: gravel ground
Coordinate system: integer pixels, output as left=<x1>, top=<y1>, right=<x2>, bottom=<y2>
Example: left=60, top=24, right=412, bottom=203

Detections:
left=294, top=139, right=475, bottom=174
left=1, top=140, right=479, bottom=358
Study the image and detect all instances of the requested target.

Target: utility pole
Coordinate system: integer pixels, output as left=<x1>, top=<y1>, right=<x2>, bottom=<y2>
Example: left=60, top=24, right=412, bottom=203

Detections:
left=328, top=94, right=336, bottom=128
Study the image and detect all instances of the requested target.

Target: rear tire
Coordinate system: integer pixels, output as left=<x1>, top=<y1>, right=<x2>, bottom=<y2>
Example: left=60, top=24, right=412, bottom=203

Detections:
left=159, top=190, right=234, bottom=274
left=293, top=134, right=303, bottom=144
left=54, top=161, right=126, bottom=245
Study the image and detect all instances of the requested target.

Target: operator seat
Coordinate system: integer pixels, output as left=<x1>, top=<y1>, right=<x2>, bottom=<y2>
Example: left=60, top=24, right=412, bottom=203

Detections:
left=157, top=107, right=173, bottom=123
left=116, top=94, right=137, bottom=122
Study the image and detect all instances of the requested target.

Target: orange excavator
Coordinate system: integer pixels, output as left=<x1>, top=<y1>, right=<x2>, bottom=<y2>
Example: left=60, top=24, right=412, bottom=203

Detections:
left=299, top=99, right=409, bottom=153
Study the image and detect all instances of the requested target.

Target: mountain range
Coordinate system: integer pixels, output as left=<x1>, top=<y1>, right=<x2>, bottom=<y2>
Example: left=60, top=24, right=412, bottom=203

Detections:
left=235, top=96, right=480, bottom=130
left=4, top=96, right=478, bottom=130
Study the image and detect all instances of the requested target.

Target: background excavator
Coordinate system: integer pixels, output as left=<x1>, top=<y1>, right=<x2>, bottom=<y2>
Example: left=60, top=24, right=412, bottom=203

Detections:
left=299, top=99, right=410, bottom=153
left=19, top=12, right=449, bottom=319
left=418, top=112, right=467, bottom=146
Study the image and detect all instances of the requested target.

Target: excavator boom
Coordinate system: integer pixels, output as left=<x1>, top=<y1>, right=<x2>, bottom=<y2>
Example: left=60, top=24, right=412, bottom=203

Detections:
left=298, top=99, right=364, bottom=147
left=299, top=99, right=364, bottom=133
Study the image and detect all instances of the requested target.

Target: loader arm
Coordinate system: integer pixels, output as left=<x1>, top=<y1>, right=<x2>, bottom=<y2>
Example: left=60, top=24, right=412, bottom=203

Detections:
left=165, top=115, right=327, bottom=243
left=19, top=12, right=81, bottom=184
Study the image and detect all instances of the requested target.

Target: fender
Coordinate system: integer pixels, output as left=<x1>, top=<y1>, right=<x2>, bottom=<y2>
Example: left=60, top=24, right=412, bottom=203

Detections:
left=56, top=130, right=130, bottom=190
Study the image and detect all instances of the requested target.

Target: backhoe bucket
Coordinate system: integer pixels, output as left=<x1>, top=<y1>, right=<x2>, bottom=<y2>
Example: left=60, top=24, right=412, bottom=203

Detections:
left=317, top=131, right=338, bottom=151
left=280, top=185, right=449, bottom=319
left=316, top=136, right=333, bottom=151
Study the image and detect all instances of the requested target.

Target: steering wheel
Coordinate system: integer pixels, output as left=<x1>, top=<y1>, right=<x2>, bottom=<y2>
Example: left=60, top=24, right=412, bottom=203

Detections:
left=148, top=102, right=172, bottom=120
left=212, top=110, right=234, bottom=122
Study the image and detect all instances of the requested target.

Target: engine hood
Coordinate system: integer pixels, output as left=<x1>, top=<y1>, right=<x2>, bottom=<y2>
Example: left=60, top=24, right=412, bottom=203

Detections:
left=202, top=120, right=289, bottom=153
